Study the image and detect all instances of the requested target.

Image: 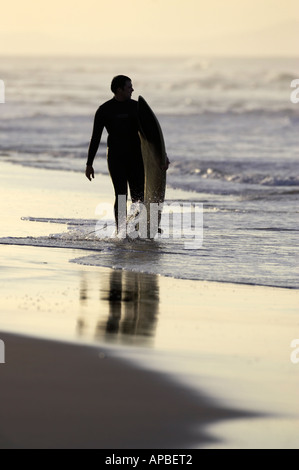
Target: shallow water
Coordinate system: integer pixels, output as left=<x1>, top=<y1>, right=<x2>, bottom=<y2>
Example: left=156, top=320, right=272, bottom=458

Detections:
left=1, top=56, right=299, bottom=289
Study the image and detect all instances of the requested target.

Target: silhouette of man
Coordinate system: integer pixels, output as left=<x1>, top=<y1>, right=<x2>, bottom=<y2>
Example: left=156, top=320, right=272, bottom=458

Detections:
left=86, top=75, right=145, bottom=232
left=86, top=75, right=169, bottom=233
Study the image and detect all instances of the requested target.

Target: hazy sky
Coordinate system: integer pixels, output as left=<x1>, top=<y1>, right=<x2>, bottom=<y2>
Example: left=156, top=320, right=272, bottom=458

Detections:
left=1, top=0, right=299, bottom=56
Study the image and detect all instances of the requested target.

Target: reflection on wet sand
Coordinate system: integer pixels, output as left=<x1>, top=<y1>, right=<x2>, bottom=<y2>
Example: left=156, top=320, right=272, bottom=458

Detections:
left=78, top=270, right=160, bottom=346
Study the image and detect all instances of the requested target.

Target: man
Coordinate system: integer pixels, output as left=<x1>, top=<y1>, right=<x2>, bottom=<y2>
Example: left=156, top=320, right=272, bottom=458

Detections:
left=86, top=75, right=169, bottom=233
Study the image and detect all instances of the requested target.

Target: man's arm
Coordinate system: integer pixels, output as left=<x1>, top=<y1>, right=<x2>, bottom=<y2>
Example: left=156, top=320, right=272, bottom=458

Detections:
left=86, top=108, right=104, bottom=181
left=85, top=165, right=94, bottom=181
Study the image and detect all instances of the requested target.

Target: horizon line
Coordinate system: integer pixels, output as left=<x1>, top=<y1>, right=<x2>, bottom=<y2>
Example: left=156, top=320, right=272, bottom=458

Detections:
left=0, top=53, right=298, bottom=59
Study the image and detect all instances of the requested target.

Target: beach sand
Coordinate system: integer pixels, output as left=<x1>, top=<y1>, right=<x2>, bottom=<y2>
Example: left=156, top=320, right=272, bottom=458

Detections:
left=0, top=161, right=298, bottom=449
left=0, top=330, right=254, bottom=450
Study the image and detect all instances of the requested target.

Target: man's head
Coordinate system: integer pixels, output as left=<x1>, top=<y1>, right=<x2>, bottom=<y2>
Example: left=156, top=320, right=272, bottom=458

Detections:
left=111, top=75, right=134, bottom=101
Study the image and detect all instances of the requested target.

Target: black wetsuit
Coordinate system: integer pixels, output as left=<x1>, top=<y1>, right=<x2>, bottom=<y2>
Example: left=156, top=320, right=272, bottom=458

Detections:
left=87, top=98, right=144, bottom=227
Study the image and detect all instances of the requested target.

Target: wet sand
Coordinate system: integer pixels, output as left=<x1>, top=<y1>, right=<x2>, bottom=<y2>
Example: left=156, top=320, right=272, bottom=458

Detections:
left=0, top=161, right=298, bottom=448
left=0, top=243, right=298, bottom=449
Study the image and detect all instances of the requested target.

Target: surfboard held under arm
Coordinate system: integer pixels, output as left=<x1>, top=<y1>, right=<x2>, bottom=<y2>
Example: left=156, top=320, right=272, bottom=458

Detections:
left=136, top=95, right=167, bottom=237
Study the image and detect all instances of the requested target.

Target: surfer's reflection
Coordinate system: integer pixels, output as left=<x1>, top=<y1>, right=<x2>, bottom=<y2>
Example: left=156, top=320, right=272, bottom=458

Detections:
left=78, top=270, right=159, bottom=345
left=99, top=270, right=159, bottom=343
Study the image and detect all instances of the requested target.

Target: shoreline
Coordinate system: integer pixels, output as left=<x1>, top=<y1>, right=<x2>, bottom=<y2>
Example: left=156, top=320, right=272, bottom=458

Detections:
left=1, top=236, right=298, bottom=290
left=1, top=159, right=297, bottom=290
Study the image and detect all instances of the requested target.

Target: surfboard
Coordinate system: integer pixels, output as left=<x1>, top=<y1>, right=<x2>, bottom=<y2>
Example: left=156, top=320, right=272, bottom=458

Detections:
left=137, top=95, right=167, bottom=238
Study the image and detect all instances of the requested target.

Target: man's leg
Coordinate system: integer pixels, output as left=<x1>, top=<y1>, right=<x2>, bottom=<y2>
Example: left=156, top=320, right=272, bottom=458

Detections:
left=126, top=157, right=146, bottom=236
left=128, top=157, right=144, bottom=203
left=107, top=158, right=128, bottom=232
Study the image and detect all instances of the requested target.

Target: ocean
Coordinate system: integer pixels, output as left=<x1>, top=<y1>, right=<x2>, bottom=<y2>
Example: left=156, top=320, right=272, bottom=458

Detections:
left=1, top=55, right=298, bottom=288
